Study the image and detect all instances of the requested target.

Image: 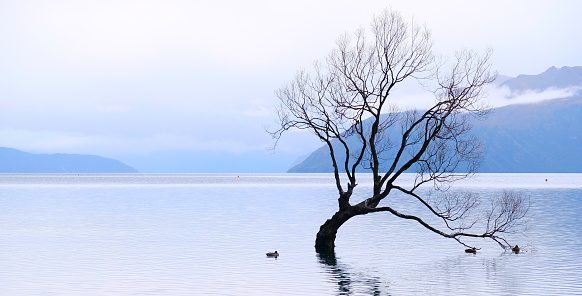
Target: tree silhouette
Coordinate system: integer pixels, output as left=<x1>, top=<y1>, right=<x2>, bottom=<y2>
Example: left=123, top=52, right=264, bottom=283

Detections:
left=270, top=9, right=529, bottom=254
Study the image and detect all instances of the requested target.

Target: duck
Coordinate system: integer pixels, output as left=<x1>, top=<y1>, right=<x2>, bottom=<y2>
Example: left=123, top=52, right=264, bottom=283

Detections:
left=266, top=251, right=279, bottom=257
left=465, top=247, right=477, bottom=254
left=512, top=245, right=520, bottom=254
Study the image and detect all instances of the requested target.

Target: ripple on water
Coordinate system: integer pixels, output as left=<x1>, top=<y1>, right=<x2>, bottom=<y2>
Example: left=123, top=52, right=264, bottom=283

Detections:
left=0, top=173, right=581, bottom=295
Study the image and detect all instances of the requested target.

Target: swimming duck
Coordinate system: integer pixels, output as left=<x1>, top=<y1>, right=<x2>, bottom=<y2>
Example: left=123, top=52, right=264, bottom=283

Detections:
left=266, top=251, right=279, bottom=257
left=512, top=245, right=520, bottom=254
left=465, top=247, right=477, bottom=254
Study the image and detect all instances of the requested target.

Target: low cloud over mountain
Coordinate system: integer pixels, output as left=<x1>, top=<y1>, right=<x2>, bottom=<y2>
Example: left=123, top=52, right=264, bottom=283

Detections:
left=289, top=66, right=582, bottom=173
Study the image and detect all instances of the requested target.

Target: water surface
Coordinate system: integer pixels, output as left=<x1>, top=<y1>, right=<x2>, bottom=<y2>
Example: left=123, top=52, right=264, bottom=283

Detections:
left=0, top=173, right=581, bottom=295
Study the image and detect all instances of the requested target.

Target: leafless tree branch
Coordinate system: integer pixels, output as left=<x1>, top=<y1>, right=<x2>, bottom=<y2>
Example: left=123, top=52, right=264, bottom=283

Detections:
left=268, top=8, right=529, bottom=253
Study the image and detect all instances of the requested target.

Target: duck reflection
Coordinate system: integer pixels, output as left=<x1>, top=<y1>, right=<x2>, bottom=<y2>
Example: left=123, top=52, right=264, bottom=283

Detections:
left=317, top=252, right=387, bottom=296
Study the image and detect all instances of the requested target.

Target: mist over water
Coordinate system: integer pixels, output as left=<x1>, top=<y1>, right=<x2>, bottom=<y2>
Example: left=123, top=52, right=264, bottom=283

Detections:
left=0, top=173, right=581, bottom=295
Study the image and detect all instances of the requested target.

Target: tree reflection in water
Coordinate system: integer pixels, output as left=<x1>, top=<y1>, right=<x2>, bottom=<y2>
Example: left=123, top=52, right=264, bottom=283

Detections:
left=318, top=252, right=388, bottom=296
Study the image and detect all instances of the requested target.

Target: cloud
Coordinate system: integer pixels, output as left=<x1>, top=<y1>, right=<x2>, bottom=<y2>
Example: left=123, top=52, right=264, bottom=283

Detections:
left=1, top=0, right=581, bottom=172
left=0, top=106, right=321, bottom=158
left=0, top=129, right=273, bottom=156
left=485, top=85, right=581, bottom=108
left=243, top=107, right=275, bottom=118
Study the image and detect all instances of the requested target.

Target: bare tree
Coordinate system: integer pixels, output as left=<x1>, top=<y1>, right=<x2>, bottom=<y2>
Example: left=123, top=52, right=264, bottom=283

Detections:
left=269, top=9, right=529, bottom=254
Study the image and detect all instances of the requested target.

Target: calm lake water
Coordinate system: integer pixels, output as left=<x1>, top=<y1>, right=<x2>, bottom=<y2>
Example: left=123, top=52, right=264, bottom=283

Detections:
left=0, top=173, right=581, bottom=295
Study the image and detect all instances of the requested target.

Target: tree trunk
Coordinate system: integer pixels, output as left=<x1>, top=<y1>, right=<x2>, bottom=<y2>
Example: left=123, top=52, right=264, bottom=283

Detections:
left=315, top=210, right=355, bottom=254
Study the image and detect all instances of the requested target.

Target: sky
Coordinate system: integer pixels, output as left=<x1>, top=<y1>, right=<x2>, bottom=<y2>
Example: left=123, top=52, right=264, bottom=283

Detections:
left=0, top=0, right=581, bottom=172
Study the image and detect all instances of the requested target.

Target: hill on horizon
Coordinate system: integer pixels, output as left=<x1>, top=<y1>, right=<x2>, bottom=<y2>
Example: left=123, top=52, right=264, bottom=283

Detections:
left=0, top=147, right=138, bottom=173
left=501, top=66, right=582, bottom=92
left=288, top=66, right=582, bottom=173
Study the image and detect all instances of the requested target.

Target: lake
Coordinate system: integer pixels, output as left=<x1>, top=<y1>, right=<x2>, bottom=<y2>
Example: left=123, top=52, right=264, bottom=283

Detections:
left=0, top=173, right=581, bottom=295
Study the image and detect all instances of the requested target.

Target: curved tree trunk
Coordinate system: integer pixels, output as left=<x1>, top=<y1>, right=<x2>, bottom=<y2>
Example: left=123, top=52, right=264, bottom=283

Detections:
left=315, top=210, right=356, bottom=254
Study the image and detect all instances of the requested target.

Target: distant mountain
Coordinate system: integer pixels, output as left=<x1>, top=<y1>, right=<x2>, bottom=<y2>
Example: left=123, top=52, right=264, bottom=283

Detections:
left=500, top=66, right=582, bottom=92
left=0, top=147, right=138, bottom=173
left=493, top=74, right=514, bottom=85
left=473, top=96, right=581, bottom=172
left=289, top=96, right=582, bottom=173
left=289, top=64, right=582, bottom=173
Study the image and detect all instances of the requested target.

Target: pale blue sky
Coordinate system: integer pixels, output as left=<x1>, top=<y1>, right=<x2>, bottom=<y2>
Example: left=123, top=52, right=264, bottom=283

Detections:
left=0, top=0, right=580, bottom=172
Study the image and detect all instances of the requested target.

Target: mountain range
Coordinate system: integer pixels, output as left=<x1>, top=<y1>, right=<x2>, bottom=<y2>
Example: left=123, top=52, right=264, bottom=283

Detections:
left=0, top=147, right=138, bottom=173
left=289, top=66, right=582, bottom=173
left=1, top=66, right=580, bottom=174
left=500, top=66, right=582, bottom=92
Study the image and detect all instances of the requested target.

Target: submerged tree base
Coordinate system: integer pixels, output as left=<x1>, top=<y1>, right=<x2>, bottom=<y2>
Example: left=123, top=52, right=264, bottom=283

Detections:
left=315, top=210, right=357, bottom=254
